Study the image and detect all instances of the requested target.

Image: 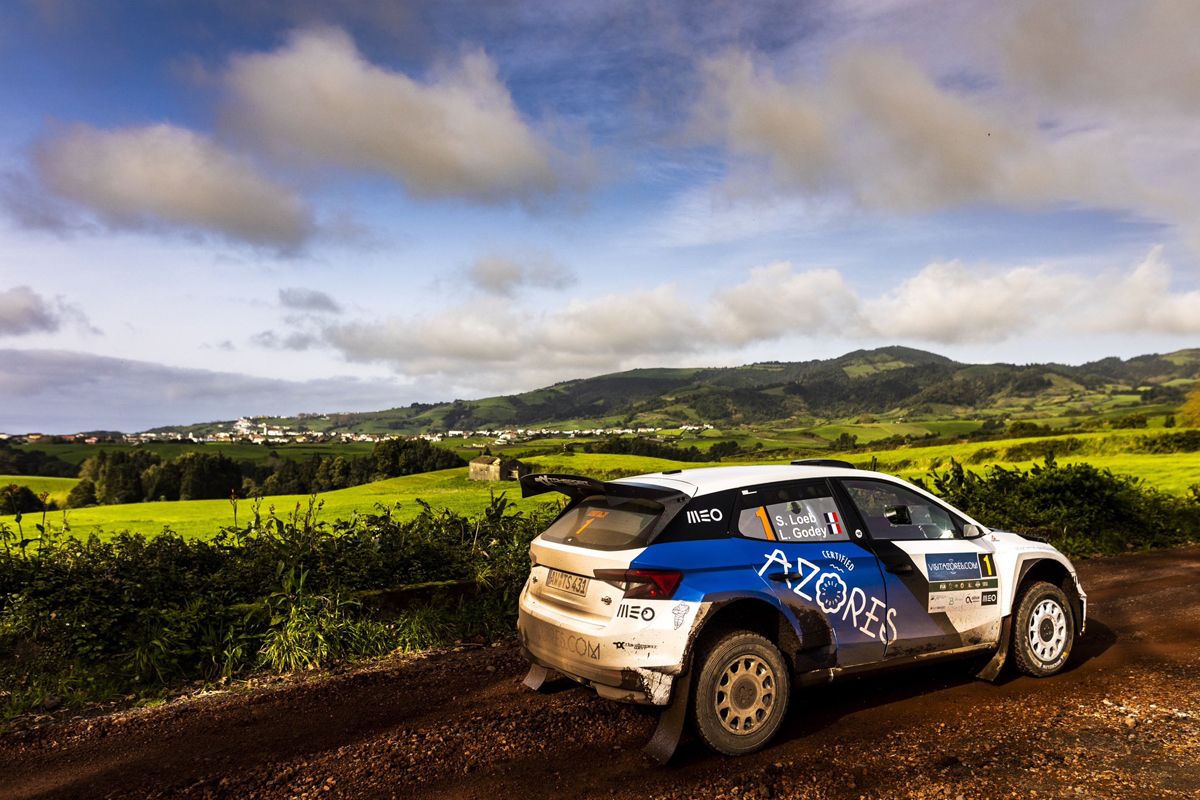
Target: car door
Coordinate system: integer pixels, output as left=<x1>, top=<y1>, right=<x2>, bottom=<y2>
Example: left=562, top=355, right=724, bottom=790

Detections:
left=737, top=478, right=890, bottom=667
left=833, top=477, right=1003, bottom=659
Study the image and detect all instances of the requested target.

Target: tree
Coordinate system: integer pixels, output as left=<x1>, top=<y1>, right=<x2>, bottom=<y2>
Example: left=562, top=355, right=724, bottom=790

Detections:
left=372, top=439, right=465, bottom=478
left=66, top=478, right=99, bottom=508
left=1, top=484, right=43, bottom=515
left=1181, top=385, right=1200, bottom=428
left=175, top=452, right=242, bottom=500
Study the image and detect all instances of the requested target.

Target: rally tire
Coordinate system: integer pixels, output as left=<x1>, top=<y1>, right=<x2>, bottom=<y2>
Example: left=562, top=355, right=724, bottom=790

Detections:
left=692, top=631, right=790, bottom=756
left=1011, top=581, right=1075, bottom=677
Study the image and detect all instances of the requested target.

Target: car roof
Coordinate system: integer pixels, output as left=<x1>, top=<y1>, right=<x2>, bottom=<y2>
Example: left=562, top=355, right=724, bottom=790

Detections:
left=611, top=464, right=898, bottom=496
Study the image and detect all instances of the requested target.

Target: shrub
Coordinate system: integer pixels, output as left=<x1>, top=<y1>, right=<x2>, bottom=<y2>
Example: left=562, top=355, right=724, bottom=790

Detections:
left=921, top=457, right=1200, bottom=555
left=0, top=493, right=554, bottom=719
left=66, top=478, right=98, bottom=508
left=1002, top=437, right=1083, bottom=462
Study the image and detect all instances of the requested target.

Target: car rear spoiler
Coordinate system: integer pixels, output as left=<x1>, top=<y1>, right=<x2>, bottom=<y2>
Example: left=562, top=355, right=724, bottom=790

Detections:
left=520, top=473, right=693, bottom=543
left=520, top=472, right=690, bottom=507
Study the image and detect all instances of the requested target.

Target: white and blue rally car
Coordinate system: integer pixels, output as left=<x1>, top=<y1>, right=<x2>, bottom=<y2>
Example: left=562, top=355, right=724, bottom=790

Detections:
left=517, top=461, right=1087, bottom=758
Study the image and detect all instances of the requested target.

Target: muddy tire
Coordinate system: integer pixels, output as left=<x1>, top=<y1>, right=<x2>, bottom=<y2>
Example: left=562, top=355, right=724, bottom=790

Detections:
left=692, top=631, right=790, bottom=756
left=1011, top=581, right=1075, bottom=677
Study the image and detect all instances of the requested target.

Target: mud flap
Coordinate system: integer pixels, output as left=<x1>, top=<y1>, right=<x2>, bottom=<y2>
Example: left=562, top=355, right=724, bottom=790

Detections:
left=975, top=615, right=1013, bottom=682
left=643, top=668, right=693, bottom=764
left=522, top=663, right=551, bottom=691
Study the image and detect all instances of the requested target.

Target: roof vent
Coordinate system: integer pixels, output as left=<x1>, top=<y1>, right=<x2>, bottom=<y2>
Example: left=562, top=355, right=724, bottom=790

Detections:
left=661, top=469, right=683, bottom=474
left=790, top=458, right=855, bottom=469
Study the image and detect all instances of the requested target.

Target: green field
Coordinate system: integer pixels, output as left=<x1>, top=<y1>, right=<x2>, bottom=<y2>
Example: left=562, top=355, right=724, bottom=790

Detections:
left=0, top=454, right=695, bottom=540
left=832, top=435, right=1198, bottom=494
left=4, top=430, right=1197, bottom=540
left=0, top=475, right=80, bottom=508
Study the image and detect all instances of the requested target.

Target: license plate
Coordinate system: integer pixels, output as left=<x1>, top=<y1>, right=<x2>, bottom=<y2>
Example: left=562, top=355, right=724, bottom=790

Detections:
left=546, top=569, right=589, bottom=597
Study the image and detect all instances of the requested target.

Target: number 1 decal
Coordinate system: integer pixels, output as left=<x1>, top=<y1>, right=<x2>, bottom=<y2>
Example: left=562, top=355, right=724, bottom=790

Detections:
left=755, top=506, right=776, bottom=541
left=979, top=552, right=996, bottom=577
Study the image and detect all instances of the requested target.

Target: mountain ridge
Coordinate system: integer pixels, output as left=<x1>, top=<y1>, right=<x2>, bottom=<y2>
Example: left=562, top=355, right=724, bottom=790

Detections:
left=150, top=346, right=1200, bottom=435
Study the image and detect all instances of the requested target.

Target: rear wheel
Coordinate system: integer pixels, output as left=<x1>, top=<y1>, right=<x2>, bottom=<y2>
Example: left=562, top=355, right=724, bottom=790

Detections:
left=692, top=631, right=790, bottom=755
left=1011, top=581, right=1075, bottom=677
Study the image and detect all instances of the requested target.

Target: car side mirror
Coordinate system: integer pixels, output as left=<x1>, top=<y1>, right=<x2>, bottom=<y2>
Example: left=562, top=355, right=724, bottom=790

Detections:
left=962, top=523, right=985, bottom=540
left=883, top=505, right=912, bottom=526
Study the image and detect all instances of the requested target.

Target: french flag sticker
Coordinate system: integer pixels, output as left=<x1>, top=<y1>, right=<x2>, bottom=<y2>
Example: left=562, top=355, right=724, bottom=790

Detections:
left=824, top=511, right=843, bottom=535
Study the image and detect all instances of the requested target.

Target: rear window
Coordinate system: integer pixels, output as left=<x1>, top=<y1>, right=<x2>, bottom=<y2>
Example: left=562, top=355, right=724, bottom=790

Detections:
left=540, top=495, right=664, bottom=551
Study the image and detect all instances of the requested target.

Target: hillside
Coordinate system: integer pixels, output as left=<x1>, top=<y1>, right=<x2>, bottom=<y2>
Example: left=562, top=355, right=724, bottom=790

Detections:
left=156, top=346, right=1200, bottom=435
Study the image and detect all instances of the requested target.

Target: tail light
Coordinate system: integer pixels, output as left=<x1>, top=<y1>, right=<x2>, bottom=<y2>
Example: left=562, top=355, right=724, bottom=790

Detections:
left=593, top=569, right=682, bottom=600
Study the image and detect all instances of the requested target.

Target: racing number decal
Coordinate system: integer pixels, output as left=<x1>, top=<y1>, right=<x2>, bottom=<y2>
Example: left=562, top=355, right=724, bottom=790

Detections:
left=754, top=507, right=777, bottom=541
left=574, top=509, right=608, bottom=538
left=978, top=553, right=996, bottom=578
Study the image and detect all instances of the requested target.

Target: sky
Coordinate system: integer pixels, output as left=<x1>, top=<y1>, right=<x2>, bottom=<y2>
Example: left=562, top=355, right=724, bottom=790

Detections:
left=1, top=0, right=1199, bottom=433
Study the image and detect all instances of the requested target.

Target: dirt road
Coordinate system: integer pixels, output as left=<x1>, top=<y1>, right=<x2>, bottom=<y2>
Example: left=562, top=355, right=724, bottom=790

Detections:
left=3, top=547, right=1199, bottom=800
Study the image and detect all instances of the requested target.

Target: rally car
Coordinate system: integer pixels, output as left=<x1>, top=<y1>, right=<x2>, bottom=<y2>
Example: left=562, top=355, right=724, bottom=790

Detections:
left=516, top=461, right=1086, bottom=758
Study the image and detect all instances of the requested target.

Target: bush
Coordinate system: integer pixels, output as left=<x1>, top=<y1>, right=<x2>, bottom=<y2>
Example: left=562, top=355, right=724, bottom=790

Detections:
left=584, top=437, right=708, bottom=462
left=1135, top=430, right=1200, bottom=454
left=1002, top=437, right=1083, bottom=462
left=66, top=478, right=98, bottom=508
left=0, top=493, right=554, bottom=719
left=1, top=485, right=45, bottom=516
left=921, top=457, right=1200, bottom=556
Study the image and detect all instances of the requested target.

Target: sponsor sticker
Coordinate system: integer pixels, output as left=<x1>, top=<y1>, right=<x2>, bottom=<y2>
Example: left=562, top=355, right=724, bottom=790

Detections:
left=759, top=549, right=897, bottom=643
left=550, top=629, right=601, bottom=660
left=925, top=552, right=1000, bottom=613
left=616, top=603, right=655, bottom=622
left=671, top=603, right=689, bottom=630
left=925, top=552, right=983, bottom=581
left=686, top=508, right=724, bottom=524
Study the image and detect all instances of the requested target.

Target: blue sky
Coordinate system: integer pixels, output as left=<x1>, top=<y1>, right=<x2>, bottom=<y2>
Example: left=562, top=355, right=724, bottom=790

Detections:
left=1, top=0, right=1199, bottom=432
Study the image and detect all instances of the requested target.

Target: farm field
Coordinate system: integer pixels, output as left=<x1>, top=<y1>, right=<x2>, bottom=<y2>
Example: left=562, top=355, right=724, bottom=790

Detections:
left=0, top=453, right=693, bottom=540
left=4, top=431, right=1196, bottom=540
left=0, top=475, right=80, bottom=508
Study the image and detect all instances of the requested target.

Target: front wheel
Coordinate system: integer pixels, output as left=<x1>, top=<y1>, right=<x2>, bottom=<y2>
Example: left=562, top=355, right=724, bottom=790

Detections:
left=692, top=631, right=791, bottom=756
left=1011, top=581, right=1075, bottom=677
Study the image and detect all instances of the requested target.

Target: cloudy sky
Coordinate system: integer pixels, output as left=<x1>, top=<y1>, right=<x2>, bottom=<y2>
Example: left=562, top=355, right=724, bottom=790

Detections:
left=2, top=0, right=1199, bottom=432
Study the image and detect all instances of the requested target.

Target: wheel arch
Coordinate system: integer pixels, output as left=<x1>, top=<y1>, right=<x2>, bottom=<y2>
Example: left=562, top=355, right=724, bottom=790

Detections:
left=1015, top=557, right=1084, bottom=636
left=684, top=593, right=835, bottom=678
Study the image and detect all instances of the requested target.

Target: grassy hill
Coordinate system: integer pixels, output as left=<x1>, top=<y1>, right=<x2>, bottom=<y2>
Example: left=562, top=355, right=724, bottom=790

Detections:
left=153, top=346, right=1200, bottom=436
left=6, top=434, right=1196, bottom=541
left=0, top=475, right=79, bottom=508
left=0, top=453, right=688, bottom=540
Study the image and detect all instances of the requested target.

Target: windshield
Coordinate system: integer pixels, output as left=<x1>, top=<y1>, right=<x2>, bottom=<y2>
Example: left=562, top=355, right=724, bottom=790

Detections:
left=539, top=495, right=663, bottom=550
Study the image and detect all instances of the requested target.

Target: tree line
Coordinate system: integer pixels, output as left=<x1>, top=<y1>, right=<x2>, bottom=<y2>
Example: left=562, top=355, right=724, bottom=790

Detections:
left=63, top=439, right=465, bottom=508
left=0, top=443, right=77, bottom=477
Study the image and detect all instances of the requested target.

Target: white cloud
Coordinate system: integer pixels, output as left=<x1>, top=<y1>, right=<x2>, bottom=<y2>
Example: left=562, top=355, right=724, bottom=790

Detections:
left=278, top=286, right=342, bottom=313
left=34, top=123, right=314, bottom=250
left=0, top=285, right=97, bottom=338
left=695, top=48, right=1135, bottom=214
left=0, top=286, right=61, bottom=336
left=1080, top=245, right=1200, bottom=336
left=225, top=27, right=568, bottom=203
left=464, top=254, right=574, bottom=296
left=317, top=246, right=1200, bottom=387
left=1005, top=0, right=1200, bottom=115
left=863, top=261, right=1083, bottom=344
left=711, top=262, right=864, bottom=345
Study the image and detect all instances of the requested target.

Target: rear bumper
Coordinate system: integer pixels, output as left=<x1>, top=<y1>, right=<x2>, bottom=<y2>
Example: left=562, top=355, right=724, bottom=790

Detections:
left=517, top=609, right=678, bottom=705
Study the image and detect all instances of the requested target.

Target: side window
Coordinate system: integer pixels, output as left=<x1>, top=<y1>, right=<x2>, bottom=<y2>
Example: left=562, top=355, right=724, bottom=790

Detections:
left=840, top=479, right=957, bottom=541
left=735, top=480, right=850, bottom=543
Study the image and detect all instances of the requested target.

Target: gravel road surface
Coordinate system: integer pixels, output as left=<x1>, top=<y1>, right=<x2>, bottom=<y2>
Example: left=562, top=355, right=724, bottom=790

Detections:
left=3, top=546, right=1198, bottom=799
